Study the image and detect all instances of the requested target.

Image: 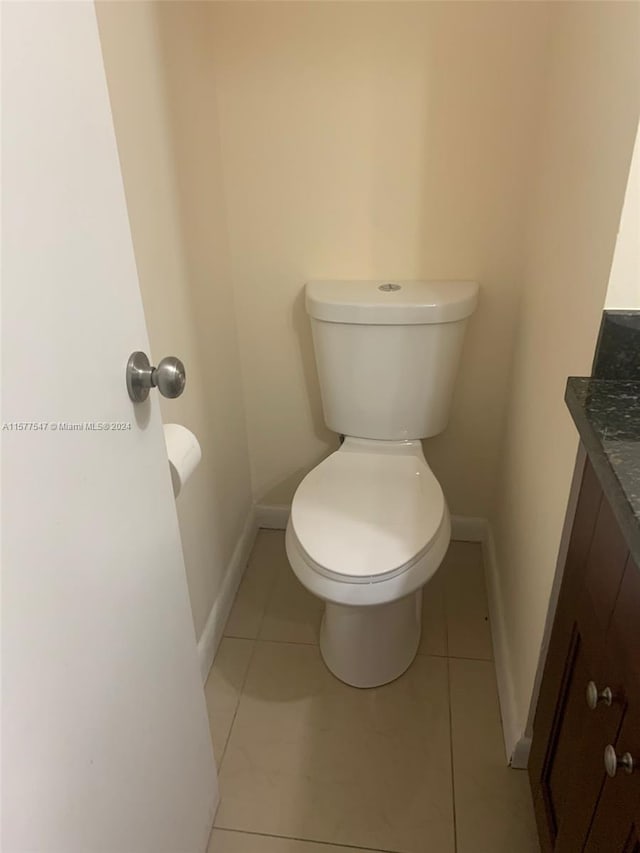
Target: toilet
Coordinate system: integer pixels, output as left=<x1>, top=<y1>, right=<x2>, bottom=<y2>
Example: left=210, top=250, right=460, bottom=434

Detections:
left=285, top=279, right=479, bottom=688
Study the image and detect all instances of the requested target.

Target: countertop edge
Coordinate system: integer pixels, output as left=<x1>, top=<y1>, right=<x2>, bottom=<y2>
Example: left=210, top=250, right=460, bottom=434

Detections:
left=565, top=378, right=640, bottom=568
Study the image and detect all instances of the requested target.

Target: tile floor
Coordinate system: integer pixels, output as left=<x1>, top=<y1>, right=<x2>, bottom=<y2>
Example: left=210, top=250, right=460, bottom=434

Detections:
left=205, top=531, right=538, bottom=853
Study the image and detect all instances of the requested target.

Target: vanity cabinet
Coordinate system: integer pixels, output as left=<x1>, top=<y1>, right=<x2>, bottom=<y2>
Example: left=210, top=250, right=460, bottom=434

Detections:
left=529, top=456, right=640, bottom=852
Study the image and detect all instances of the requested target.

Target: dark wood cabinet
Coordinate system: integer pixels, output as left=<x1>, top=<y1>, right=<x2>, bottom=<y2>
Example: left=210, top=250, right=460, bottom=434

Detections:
left=583, top=559, right=640, bottom=852
left=530, top=455, right=640, bottom=852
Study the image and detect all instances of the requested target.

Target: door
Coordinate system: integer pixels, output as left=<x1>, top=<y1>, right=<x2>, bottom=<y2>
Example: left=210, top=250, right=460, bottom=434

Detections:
left=2, top=3, right=217, bottom=851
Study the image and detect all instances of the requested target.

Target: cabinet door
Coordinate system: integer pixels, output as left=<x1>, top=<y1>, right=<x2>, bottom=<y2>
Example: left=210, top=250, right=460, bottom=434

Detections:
left=584, top=559, right=640, bottom=852
left=531, top=494, right=628, bottom=851
left=583, top=711, right=640, bottom=852
left=529, top=459, right=603, bottom=793
left=553, top=557, right=635, bottom=850
left=583, top=699, right=640, bottom=851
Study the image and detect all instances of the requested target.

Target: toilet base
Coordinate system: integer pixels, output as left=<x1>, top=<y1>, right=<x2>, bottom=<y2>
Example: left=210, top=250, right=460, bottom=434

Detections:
left=319, top=591, right=422, bottom=688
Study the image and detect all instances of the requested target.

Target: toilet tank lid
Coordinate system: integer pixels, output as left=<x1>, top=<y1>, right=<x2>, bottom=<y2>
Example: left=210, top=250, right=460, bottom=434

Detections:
left=306, top=280, right=479, bottom=325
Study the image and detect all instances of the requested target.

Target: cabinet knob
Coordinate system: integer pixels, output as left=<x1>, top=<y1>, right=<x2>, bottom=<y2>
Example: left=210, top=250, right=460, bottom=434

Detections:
left=604, top=745, right=634, bottom=778
left=586, top=681, right=613, bottom=710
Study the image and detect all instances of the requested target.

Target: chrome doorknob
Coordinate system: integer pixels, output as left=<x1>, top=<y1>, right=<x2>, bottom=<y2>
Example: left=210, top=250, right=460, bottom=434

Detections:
left=604, top=745, right=634, bottom=778
left=586, top=681, right=613, bottom=710
left=126, top=351, right=186, bottom=402
left=154, top=357, right=186, bottom=399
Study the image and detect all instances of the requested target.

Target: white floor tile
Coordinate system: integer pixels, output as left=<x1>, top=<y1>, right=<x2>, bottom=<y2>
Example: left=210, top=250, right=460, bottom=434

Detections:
left=209, top=533, right=538, bottom=853
left=418, top=565, right=447, bottom=656
left=208, top=828, right=384, bottom=853
left=204, top=637, right=254, bottom=763
left=449, top=658, right=538, bottom=853
left=224, top=531, right=282, bottom=639
left=215, top=642, right=454, bottom=853
left=259, top=561, right=323, bottom=645
left=444, top=542, right=493, bottom=660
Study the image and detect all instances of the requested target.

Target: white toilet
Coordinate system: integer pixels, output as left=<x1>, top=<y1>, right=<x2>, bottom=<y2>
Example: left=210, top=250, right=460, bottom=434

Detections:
left=286, top=279, right=478, bottom=688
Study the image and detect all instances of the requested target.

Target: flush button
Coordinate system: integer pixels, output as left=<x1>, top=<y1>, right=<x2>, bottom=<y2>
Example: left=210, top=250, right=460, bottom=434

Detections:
left=378, top=283, right=401, bottom=292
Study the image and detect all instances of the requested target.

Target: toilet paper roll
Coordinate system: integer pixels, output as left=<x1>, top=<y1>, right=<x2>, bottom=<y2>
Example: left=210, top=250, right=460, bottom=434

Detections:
left=163, top=423, right=202, bottom=498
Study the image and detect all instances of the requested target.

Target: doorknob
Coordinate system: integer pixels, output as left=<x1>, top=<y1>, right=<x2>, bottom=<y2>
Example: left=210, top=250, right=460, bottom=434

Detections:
left=126, top=351, right=186, bottom=402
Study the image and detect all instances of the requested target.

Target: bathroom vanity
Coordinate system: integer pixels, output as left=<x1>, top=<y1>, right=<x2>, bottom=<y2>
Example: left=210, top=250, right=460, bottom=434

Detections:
left=529, top=344, right=640, bottom=850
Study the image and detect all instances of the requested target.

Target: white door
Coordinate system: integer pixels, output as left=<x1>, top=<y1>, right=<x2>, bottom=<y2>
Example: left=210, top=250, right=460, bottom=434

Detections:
left=2, top=3, right=218, bottom=851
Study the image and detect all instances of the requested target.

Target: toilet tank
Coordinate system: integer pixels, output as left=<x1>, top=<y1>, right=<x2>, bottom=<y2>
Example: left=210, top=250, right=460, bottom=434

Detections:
left=306, top=280, right=478, bottom=440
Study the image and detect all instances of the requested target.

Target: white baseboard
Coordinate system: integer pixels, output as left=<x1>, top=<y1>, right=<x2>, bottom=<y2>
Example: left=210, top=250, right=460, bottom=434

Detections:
left=255, top=503, right=290, bottom=530
left=482, top=523, right=529, bottom=767
left=255, top=508, right=489, bottom=542
left=450, top=515, right=487, bottom=542
left=196, top=508, right=258, bottom=683
left=255, top=506, right=490, bottom=545
left=510, top=736, right=532, bottom=770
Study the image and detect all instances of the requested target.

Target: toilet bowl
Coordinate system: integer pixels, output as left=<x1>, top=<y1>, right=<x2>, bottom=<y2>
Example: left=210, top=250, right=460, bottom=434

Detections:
left=286, top=437, right=451, bottom=687
left=286, top=279, right=478, bottom=687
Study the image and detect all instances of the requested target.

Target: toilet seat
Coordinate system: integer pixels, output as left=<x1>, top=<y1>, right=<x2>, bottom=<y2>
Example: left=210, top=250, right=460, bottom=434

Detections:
left=290, top=440, right=445, bottom=583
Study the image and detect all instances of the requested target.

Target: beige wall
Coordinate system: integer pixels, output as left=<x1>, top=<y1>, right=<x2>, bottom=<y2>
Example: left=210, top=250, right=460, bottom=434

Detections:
left=97, top=2, right=252, bottom=641
left=491, top=1, right=640, bottom=739
left=97, top=1, right=640, bottom=743
left=209, top=1, right=553, bottom=514
left=605, top=124, right=640, bottom=309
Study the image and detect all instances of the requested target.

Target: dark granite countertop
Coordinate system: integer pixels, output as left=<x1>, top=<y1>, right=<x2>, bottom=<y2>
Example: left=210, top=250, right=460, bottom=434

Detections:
left=565, top=377, right=640, bottom=566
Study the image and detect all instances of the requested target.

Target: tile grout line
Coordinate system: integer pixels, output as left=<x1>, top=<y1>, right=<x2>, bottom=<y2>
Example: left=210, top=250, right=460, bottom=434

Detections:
left=224, top=632, right=319, bottom=648
left=444, top=554, right=467, bottom=852
left=417, top=651, right=493, bottom=663
left=444, top=566, right=454, bottom=660
left=221, top=632, right=494, bottom=662
left=447, top=656, right=458, bottom=853
left=214, top=825, right=404, bottom=853
left=217, top=554, right=281, bottom=769
left=443, top=582, right=450, bottom=659
left=216, top=636, right=259, bottom=770
left=256, top=553, right=284, bottom=642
